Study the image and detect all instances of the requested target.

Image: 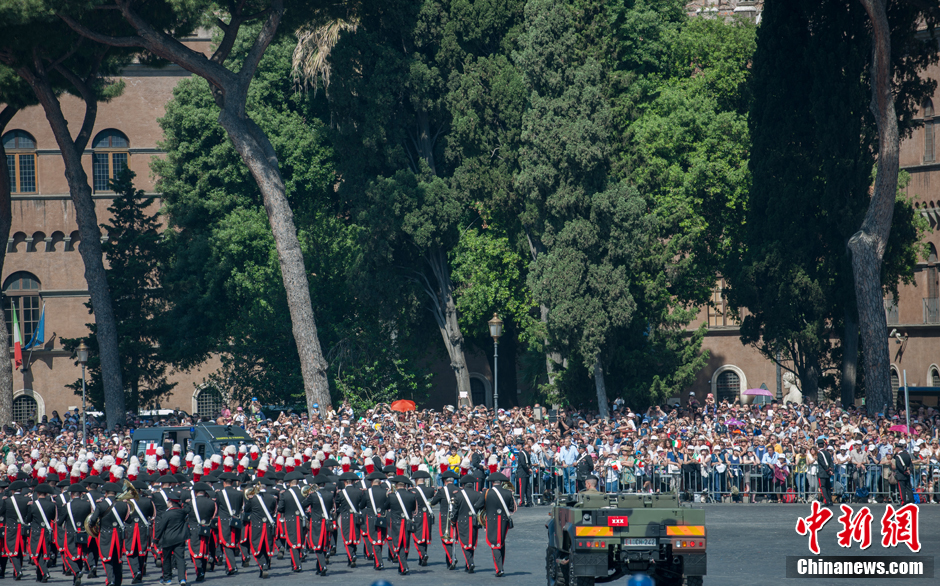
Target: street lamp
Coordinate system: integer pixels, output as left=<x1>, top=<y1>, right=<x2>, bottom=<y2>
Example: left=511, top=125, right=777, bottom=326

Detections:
left=77, top=342, right=89, bottom=446
left=488, top=313, right=503, bottom=409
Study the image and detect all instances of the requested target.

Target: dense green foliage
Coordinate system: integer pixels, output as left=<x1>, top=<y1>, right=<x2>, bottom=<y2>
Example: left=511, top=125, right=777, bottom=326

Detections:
left=63, top=171, right=175, bottom=411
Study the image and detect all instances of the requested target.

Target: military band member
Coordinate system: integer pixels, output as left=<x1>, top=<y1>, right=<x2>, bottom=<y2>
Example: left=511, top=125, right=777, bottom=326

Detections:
left=304, top=474, right=334, bottom=575
left=410, top=469, right=435, bottom=566
left=149, top=477, right=171, bottom=569
left=60, top=484, right=93, bottom=586
left=188, top=482, right=217, bottom=582
left=154, top=490, right=189, bottom=585
left=454, top=477, right=485, bottom=573
left=29, top=484, right=58, bottom=583
left=335, top=472, right=363, bottom=567
left=87, top=482, right=129, bottom=586
left=484, top=473, right=516, bottom=577
left=3, top=480, right=32, bottom=580
left=430, top=470, right=460, bottom=570
left=277, top=471, right=308, bottom=573
left=125, top=481, right=154, bottom=584
left=247, top=478, right=278, bottom=578
left=215, top=473, right=244, bottom=576
left=361, top=471, right=390, bottom=570
left=388, top=475, right=418, bottom=575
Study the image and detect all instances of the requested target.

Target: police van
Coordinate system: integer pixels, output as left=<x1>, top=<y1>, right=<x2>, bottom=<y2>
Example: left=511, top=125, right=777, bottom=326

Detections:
left=130, top=424, right=255, bottom=462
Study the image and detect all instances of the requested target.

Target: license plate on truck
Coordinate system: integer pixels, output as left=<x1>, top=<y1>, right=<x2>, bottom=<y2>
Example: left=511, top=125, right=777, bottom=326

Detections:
left=623, top=538, right=656, bottom=547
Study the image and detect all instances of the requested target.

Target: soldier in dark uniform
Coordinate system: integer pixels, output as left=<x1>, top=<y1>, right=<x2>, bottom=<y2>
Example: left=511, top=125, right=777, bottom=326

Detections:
left=154, top=490, right=189, bottom=584
left=277, top=471, right=308, bottom=573
left=125, top=481, right=153, bottom=584
left=187, top=482, right=217, bottom=582
left=892, top=442, right=916, bottom=505
left=410, top=470, right=435, bottom=566
left=430, top=470, right=460, bottom=569
left=388, top=475, right=418, bottom=575
left=82, top=476, right=104, bottom=577
left=0, top=479, right=7, bottom=579
left=60, top=484, right=93, bottom=586
left=360, top=471, right=389, bottom=570
left=484, top=473, right=516, bottom=577
left=304, top=474, right=334, bottom=575
left=815, top=438, right=834, bottom=506
left=453, top=478, right=485, bottom=573
left=88, top=482, right=129, bottom=586
left=214, top=473, right=244, bottom=576
left=516, top=443, right=533, bottom=507
left=335, top=472, right=363, bottom=567
left=55, top=479, right=72, bottom=577
left=29, top=484, right=57, bottom=582
left=3, top=480, right=32, bottom=580
left=247, top=478, right=278, bottom=578
left=574, top=444, right=594, bottom=493
left=148, top=477, right=171, bottom=570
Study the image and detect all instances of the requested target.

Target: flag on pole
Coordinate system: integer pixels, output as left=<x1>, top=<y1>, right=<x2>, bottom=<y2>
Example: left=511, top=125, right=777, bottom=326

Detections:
left=24, top=304, right=44, bottom=350
left=11, top=301, right=22, bottom=370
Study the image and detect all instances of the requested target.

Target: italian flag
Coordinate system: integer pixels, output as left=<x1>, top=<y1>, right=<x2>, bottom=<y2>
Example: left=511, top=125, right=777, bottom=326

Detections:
left=11, top=302, right=22, bottom=369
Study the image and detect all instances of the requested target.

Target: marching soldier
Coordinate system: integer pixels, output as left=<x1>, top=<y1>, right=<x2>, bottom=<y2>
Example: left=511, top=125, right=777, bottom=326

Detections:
left=247, top=478, right=278, bottom=578
left=484, top=473, right=516, bottom=577
left=335, top=472, right=363, bottom=567
left=388, top=475, right=418, bottom=575
left=29, top=484, right=58, bottom=583
left=188, top=482, right=218, bottom=582
left=154, top=490, right=189, bottom=585
left=410, top=469, right=435, bottom=566
left=277, top=471, right=308, bottom=573
left=88, top=482, right=130, bottom=586
left=304, top=474, right=334, bottom=576
left=453, top=475, right=485, bottom=573
left=149, top=477, right=171, bottom=570
left=60, top=484, right=93, bottom=586
left=361, top=471, right=390, bottom=570
left=430, top=470, right=460, bottom=570
left=83, top=477, right=104, bottom=577
left=3, top=480, right=32, bottom=580
left=214, top=473, right=244, bottom=576
left=55, top=480, right=72, bottom=577
left=125, top=481, right=154, bottom=584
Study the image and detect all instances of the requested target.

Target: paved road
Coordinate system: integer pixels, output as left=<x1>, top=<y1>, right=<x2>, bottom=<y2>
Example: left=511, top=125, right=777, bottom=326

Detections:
left=36, top=503, right=939, bottom=585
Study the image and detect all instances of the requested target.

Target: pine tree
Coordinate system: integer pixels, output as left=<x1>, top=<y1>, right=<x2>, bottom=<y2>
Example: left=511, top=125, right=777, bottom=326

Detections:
left=64, top=170, right=175, bottom=412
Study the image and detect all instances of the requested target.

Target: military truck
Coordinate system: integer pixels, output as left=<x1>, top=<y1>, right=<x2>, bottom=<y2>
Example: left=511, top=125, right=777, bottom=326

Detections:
left=547, top=492, right=705, bottom=586
left=130, top=424, right=255, bottom=463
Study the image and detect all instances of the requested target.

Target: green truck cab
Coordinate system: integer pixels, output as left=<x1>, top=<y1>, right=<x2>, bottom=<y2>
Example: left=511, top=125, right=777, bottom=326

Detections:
left=547, top=492, right=706, bottom=586
left=130, top=424, right=255, bottom=463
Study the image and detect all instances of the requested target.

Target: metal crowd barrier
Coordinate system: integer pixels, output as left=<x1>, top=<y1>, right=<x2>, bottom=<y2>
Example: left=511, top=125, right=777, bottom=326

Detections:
left=503, top=463, right=940, bottom=505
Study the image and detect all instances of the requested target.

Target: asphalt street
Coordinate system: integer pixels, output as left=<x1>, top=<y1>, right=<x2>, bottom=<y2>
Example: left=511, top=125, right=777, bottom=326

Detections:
left=31, top=503, right=939, bottom=585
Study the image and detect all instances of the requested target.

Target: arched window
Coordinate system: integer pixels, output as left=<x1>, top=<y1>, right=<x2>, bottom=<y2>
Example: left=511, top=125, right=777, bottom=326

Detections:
left=931, top=367, right=940, bottom=388
left=926, top=99, right=936, bottom=163
left=891, top=369, right=900, bottom=406
left=928, top=244, right=938, bottom=324
left=92, top=129, right=129, bottom=192
left=3, top=130, right=37, bottom=194
left=3, top=272, right=41, bottom=349
left=195, top=387, right=224, bottom=418
left=12, top=394, right=37, bottom=424
left=716, top=369, right=740, bottom=403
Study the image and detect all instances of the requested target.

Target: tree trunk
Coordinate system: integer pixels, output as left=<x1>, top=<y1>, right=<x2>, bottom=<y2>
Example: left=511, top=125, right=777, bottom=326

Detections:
left=217, top=107, right=332, bottom=413
left=841, top=305, right=859, bottom=409
left=0, top=106, right=17, bottom=426
left=19, top=68, right=127, bottom=431
left=526, top=230, right=564, bottom=389
left=424, top=247, right=472, bottom=407
left=852, top=0, right=898, bottom=417
left=797, top=355, right=821, bottom=403
left=594, top=358, right=609, bottom=419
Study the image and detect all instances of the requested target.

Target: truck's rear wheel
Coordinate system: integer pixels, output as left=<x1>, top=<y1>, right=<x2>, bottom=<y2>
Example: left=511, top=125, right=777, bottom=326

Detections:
left=685, top=576, right=703, bottom=586
left=547, top=547, right=559, bottom=586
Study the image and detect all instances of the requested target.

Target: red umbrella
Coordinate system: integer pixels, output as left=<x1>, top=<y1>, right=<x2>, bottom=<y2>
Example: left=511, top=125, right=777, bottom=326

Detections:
left=889, top=424, right=913, bottom=434
left=390, top=399, right=416, bottom=412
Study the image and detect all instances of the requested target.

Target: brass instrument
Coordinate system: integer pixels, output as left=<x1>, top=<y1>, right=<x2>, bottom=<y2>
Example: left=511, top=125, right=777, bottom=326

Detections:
left=443, top=492, right=456, bottom=534
left=475, top=510, right=487, bottom=529
left=85, top=480, right=138, bottom=538
left=243, top=485, right=262, bottom=500
left=300, top=485, right=315, bottom=497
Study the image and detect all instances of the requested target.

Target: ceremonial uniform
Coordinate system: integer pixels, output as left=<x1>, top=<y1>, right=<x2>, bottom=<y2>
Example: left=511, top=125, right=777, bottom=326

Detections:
left=215, top=485, right=244, bottom=574
left=29, top=495, right=57, bottom=582
left=304, top=486, right=334, bottom=573
left=124, top=493, right=154, bottom=582
left=88, top=496, right=129, bottom=586
left=60, top=493, right=93, bottom=585
left=816, top=446, right=834, bottom=505
left=453, top=486, right=485, bottom=572
left=361, top=484, right=389, bottom=569
left=154, top=499, right=189, bottom=584
left=430, top=482, right=460, bottom=568
left=149, top=488, right=171, bottom=566
left=247, top=489, right=278, bottom=575
left=410, top=484, right=435, bottom=565
left=484, top=484, right=516, bottom=576
left=516, top=449, right=532, bottom=506
left=277, top=486, right=308, bottom=572
left=388, top=487, right=418, bottom=574
left=3, top=490, right=31, bottom=579
left=335, top=484, right=363, bottom=566
left=187, top=493, right=217, bottom=580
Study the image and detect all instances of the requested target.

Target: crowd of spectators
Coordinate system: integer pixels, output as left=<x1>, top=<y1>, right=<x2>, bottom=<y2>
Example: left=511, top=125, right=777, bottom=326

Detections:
left=3, top=392, right=940, bottom=505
